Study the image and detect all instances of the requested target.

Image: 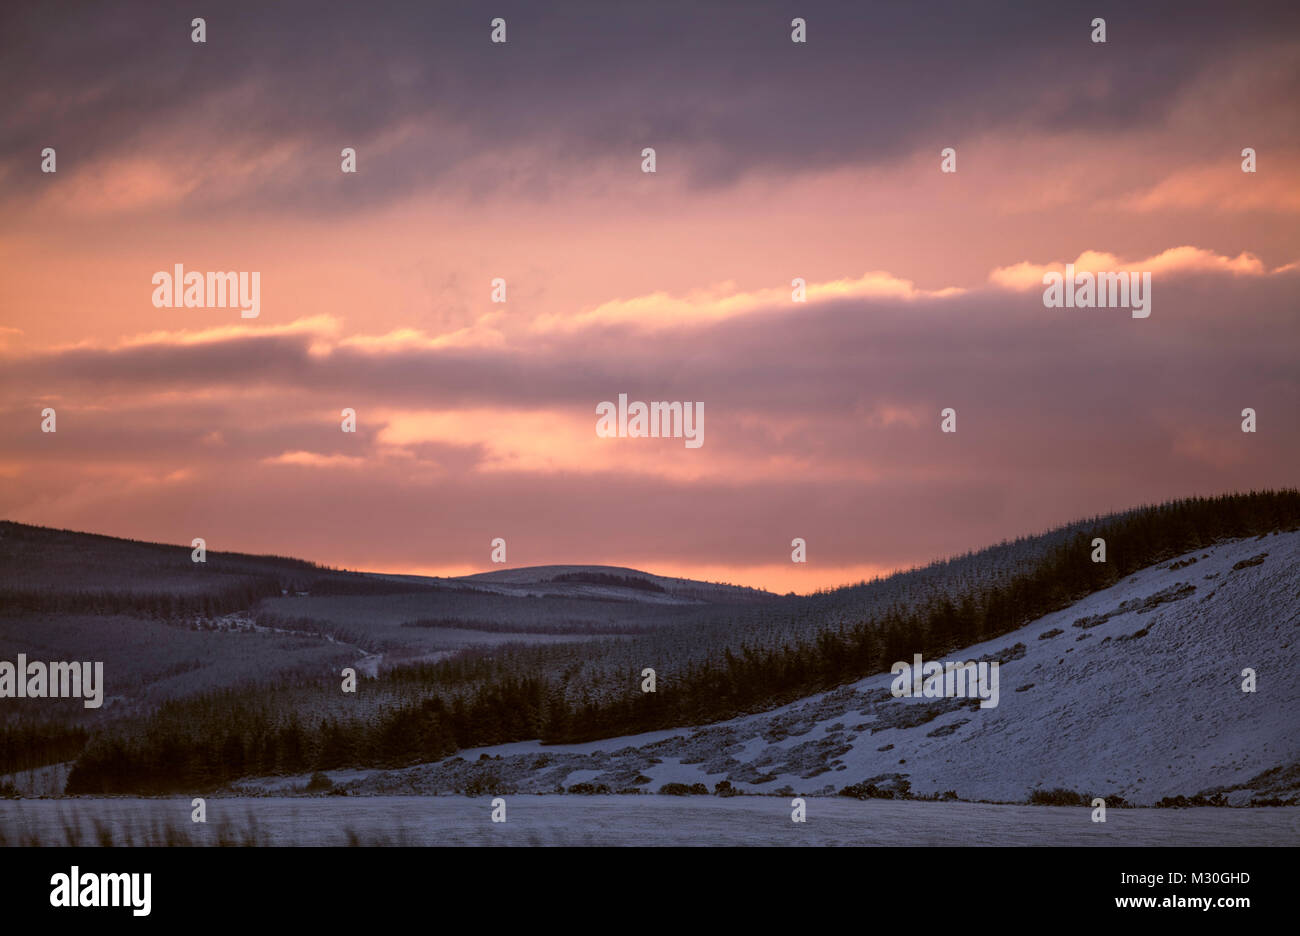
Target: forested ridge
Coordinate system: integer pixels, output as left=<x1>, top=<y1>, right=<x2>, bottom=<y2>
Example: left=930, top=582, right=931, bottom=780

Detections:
left=55, top=490, right=1299, bottom=794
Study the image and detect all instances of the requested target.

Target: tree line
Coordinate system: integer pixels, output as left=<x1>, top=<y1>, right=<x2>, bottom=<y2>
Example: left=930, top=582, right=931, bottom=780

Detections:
left=0, top=579, right=282, bottom=619
left=63, top=490, right=1300, bottom=793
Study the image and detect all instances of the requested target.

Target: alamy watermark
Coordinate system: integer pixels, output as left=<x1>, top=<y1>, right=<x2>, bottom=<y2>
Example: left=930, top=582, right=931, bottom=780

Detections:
left=0, top=655, right=104, bottom=708
left=595, top=394, right=703, bottom=448
left=50, top=867, right=150, bottom=917
left=151, top=264, right=260, bottom=318
left=890, top=653, right=1000, bottom=709
left=1042, top=263, right=1151, bottom=318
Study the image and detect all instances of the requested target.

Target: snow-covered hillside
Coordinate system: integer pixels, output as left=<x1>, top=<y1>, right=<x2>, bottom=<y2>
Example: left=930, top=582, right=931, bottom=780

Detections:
left=329, top=531, right=1300, bottom=805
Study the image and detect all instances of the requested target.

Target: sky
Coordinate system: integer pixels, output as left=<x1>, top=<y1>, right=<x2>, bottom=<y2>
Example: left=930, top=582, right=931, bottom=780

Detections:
left=1, top=0, right=1297, bottom=593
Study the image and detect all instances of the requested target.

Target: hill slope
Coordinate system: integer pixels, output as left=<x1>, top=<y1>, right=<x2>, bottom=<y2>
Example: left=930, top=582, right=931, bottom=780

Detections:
left=8, top=490, right=1297, bottom=797
left=334, top=531, right=1300, bottom=805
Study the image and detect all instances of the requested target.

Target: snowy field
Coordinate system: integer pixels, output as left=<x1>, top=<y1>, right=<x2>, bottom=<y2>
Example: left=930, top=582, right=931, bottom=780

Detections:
left=0, top=796, right=1294, bottom=846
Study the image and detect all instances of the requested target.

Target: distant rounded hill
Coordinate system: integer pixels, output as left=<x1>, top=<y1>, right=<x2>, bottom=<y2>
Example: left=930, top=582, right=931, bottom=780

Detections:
left=452, top=565, right=775, bottom=605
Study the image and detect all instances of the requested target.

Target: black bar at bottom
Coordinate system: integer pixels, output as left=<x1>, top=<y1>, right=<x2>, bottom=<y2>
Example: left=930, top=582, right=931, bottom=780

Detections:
left=0, top=845, right=1280, bottom=923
